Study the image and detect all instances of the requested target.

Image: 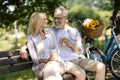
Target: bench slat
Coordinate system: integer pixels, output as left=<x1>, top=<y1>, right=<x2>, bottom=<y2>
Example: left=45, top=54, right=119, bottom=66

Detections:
left=0, top=55, right=31, bottom=66
left=0, top=63, right=32, bottom=74
left=0, top=50, right=19, bottom=58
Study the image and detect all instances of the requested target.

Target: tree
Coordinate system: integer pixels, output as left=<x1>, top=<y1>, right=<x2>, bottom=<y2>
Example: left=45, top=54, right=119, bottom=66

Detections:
left=0, top=0, right=66, bottom=29
left=112, top=0, right=120, bottom=35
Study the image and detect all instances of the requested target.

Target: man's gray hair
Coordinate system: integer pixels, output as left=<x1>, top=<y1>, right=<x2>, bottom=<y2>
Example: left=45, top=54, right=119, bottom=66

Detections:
left=55, top=6, right=68, bottom=16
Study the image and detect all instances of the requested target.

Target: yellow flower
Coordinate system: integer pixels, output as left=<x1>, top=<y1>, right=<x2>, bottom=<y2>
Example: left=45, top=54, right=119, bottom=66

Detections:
left=83, top=18, right=100, bottom=30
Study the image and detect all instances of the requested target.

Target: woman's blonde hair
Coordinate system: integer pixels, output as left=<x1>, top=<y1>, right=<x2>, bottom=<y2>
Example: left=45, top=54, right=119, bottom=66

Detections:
left=27, top=12, right=46, bottom=35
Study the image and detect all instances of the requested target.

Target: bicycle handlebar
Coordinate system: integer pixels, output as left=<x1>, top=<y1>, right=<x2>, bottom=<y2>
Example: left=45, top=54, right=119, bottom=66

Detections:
left=69, top=19, right=83, bottom=25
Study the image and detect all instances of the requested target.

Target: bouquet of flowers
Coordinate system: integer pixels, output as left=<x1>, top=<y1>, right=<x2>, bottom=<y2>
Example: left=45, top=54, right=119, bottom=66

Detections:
left=82, top=18, right=100, bottom=30
left=82, top=18, right=104, bottom=39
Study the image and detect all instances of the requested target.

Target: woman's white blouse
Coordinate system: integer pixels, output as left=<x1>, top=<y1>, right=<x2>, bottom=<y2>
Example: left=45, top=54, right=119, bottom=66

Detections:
left=27, top=29, right=57, bottom=70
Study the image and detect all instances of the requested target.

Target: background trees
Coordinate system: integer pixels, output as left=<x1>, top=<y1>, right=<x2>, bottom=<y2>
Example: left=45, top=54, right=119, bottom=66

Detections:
left=0, top=0, right=65, bottom=29
left=1, top=0, right=119, bottom=33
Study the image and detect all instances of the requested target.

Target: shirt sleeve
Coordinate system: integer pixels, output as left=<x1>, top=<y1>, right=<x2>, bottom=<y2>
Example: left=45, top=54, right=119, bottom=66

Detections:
left=76, top=29, right=84, bottom=54
left=27, top=35, right=38, bottom=64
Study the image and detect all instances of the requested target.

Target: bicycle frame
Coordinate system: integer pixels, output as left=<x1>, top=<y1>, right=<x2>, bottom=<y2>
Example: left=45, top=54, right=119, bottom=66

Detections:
left=103, top=26, right=120, bottom=61
left=84, top=38, right=94, bottom=59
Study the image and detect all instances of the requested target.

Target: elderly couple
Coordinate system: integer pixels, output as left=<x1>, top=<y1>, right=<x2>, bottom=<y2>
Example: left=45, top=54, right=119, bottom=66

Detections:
left=20, top=6, right=105, bottom=80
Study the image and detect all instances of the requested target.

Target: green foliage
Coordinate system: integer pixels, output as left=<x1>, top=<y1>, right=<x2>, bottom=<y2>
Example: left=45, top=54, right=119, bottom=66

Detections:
left=63, top=0, right=114, bottom=11
left=95, top=0, right=114, bottom=10
left=0, top=28, right=26, bottom=51
left=68, top=5, right=112, bottom=33
left=69, top=5, right=111, bottom=21
left=0, top=0, right=67, bottom=29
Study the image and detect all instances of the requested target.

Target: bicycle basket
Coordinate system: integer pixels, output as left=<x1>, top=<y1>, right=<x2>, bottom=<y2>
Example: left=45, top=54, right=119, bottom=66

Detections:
left=84, top=24, right=104, bottom=39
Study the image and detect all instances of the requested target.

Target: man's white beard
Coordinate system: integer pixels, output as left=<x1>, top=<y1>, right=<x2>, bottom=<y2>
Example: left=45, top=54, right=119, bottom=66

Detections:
left=55, top=23, right=64, bottom=29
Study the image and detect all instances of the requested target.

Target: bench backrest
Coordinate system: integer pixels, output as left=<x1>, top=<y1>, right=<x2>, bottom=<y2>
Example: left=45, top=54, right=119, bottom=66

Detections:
left=0, top=49, right=32, bottom=75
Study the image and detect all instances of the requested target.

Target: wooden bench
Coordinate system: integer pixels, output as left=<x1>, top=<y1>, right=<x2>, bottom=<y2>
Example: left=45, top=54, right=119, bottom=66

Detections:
left=0, top=49, right=75, bottom=80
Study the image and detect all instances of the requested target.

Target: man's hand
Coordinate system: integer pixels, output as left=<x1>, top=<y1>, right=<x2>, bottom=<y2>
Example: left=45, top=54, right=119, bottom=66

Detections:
left=60, top=37, right=80, bottom=52
left=19, top=45, right=28, bottom=60
left=60, top=37, right=72, bottom=47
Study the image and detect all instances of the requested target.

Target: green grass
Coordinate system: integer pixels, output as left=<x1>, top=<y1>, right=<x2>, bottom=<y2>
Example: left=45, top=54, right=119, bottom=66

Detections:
left=0, top=69, right=37, bottom=80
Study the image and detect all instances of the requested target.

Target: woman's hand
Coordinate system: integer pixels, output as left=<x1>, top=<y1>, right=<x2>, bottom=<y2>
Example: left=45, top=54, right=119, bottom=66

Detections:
left=48, top=52, right=56, bottom=61
left=48, top=56, right=55, bottom=61
left=48, top=49, right=58, bottom=61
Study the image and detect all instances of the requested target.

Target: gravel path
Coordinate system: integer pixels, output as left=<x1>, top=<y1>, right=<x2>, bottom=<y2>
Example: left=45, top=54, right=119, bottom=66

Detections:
left=106, top=66, right=116, bottom=80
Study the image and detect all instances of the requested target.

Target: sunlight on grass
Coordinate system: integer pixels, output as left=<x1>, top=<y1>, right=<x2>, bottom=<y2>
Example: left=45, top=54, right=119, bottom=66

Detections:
left=0, top=29, right=26, bottom=51
left=0, top=69, right=37, bottom=80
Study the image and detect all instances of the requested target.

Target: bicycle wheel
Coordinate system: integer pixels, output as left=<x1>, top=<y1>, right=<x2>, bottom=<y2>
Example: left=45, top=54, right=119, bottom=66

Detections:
left=108, top=49, right=120, bottom=79
left=89, top=47, right=106, bottom=64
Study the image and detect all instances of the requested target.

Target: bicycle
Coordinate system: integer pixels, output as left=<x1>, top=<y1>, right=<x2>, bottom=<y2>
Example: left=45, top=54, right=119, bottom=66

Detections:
left=102, top=20, right=120, bottom=79
left=69, top=19, right=106, bottom=80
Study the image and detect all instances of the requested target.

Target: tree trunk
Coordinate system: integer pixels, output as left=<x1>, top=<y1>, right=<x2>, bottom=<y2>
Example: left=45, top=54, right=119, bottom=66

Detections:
left=13, top=20, right=18, bottom=48
left=112, top=0, right=120, bottom=35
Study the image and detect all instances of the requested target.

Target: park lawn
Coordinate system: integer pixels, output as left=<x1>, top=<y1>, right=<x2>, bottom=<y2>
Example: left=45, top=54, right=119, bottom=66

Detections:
left=0, top=69, right=37, bottom=80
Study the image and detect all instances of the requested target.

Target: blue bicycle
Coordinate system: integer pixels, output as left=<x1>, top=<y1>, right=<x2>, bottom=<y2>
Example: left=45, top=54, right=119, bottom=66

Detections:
left=102, top=20, right=120, bottom=79
left=85, top=19, right=120, bottom=79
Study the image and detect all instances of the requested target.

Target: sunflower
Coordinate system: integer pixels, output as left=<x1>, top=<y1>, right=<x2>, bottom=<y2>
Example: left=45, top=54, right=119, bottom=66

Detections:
left=83, top=18, right=99, bottom=30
